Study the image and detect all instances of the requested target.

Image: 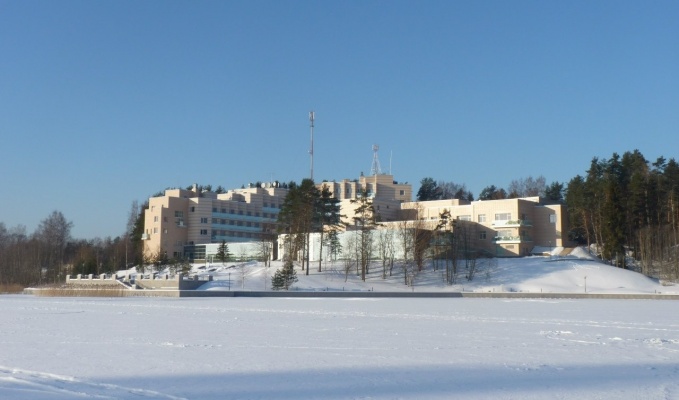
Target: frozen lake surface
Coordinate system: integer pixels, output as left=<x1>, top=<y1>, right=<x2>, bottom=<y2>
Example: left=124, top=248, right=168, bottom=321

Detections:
left=1, top=295, right=678, bottom=399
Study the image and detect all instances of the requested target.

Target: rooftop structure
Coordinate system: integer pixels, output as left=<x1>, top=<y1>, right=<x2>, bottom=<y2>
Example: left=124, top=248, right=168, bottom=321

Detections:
left=318, top=173, right=413, bottom=224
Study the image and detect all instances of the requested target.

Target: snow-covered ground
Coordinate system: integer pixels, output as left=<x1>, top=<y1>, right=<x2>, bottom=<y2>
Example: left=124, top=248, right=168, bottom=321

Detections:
left=1, top=295, right=679, bottom=399
left=2, top=249, right=678, bottom=399
left=192, top=247, right=678, bottom=295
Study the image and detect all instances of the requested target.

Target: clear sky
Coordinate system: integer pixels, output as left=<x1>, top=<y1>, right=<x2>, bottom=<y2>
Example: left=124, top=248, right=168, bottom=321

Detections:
left=1, top=0, right=677, bottom=239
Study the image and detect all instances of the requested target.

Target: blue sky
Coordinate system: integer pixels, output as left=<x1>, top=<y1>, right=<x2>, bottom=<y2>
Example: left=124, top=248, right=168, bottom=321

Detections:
left=1, top=0, right=677, bottom=239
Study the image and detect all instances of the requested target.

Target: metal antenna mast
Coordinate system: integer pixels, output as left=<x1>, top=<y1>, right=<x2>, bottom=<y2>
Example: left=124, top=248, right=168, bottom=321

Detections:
left=309, top=111, right=315, bottom=181
left=371, top=144, right=382, bottom=176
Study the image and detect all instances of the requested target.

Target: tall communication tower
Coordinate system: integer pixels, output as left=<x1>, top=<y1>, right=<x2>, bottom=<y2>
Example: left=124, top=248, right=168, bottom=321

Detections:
left=371, top=144, right=382, bottom=176
left=309, top=111, right=315, bottom=181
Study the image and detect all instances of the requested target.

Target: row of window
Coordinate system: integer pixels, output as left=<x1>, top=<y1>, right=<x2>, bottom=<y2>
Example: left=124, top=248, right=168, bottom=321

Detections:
left=157, top=211, right=274, bottom=224
left=212, top=231, right=259, bottom=239
left=431, top=213, right=555, bottom=224
left=158, top=227, right=491, bottom=241
left=211, top=219, right=260, bottom=228
left=201, top=229, right=265, bottom=238
left=331, top=186, right=406, bottom=198
left=209, top=205, right=281, bottom=214
left=211, top=209, right=278, bottom=219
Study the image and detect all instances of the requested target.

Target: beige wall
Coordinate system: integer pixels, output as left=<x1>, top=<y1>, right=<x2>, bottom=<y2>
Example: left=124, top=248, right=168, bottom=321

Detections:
left=144, top=177, right=569, bottom=260
left=319, top=175, right=569, bottom=257
left=143, top=194, right=190, bottom=261
left=143, top=185, right=288, bottom=262
left=403, top=197, right=570, bottom=257
left=319, top=174, right=412, bottom=203
left=532, top=204, right=569, bottom=249
left=320, top=173, right=412, bottom=226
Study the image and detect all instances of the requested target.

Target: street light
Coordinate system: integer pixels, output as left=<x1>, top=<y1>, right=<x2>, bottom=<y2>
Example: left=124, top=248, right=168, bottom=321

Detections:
left=584, top=276, right=587, bottom=293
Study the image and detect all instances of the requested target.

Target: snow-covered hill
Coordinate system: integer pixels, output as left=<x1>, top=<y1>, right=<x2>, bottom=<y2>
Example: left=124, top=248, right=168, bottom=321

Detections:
left=190, top=247, right=678, bottom=295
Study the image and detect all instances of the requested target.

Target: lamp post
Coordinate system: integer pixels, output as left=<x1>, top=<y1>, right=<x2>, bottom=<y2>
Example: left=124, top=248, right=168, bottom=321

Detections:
left=584, top=276, right=587, bottom=293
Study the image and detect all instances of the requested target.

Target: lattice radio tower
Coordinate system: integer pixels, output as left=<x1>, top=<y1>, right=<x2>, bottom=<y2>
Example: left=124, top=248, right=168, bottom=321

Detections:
left=371, top=144, right=382, bottom=176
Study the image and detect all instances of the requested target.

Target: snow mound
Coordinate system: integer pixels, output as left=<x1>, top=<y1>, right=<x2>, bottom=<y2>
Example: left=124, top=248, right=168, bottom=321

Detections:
left=172, top=247, right=677, bottom=295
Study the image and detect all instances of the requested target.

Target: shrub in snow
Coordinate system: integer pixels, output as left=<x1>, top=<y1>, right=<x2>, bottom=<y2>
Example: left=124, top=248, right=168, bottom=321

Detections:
left=271, top=260, right=298, bottom=290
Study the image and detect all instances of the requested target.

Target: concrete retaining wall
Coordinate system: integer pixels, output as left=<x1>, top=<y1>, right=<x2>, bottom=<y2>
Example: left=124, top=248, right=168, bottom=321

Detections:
left=65, top=274, right=121, bottom=287
left=65, top=273, right=213, bottom=291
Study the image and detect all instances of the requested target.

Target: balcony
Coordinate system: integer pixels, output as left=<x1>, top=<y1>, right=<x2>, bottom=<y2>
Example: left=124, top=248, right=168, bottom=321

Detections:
left=492, top=235, right=532, bottom=243
left=492, top=219, right=532, bottom=227
left=141, top=233, right=150, bottom=240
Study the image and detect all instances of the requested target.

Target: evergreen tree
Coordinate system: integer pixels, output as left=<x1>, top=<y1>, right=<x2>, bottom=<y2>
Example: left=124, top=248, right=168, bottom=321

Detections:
left=565, top=175, right=589, bottom=244
left=350, top=189, right=380, bottom=281
left=601, top=155, right=626, bottom=267
left=479, top=185, right=507, bottom=200
left=416, top=177, right=441, bottom=201
left=216, top=240, right=230, bottom=263
left=544, top=181, right=564, bottom=204
left=277, top=179, right=319, bottom=274
left=271, top=260, right=298, bottom=290
left=324, top=229, right=343, bottom=262
left=129, top=201, right=148, bottom=266
left=585, top=157, right=606, bottom=253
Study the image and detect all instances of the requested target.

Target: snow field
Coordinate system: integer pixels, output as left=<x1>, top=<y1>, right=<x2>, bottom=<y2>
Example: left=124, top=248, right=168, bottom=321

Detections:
left=1, top=295, right=679, bottom=399
left=192, top=250, right=677, bottom=295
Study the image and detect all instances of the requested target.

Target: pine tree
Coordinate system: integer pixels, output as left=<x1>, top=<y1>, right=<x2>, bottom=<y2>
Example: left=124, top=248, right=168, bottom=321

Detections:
left=416, top=177, right=441, bottom=201
left=544, top=181, right=564, bottom=204
left=271, top=260, right=298, bottom=290
left=350, top=189, right=380, bottom=281
left=277, top=179, right=319, bottom=274
left=601, top=154, right=627, bottom=267
left=479, top=185, right=507, bottom=200
left=216, top=240, right=230, bottom=264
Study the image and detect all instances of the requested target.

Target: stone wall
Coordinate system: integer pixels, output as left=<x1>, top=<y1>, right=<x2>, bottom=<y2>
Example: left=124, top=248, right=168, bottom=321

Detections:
left=65, top=274, right=122, bottom=287
left=65, top=273, right=213, bottom=291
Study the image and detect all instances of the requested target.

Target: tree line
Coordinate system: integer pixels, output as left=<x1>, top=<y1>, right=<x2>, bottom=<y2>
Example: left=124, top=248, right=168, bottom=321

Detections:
left=416, top=176, right=564, bottom=203
left=0, top=202, right=146, bottom=290
left=565, top=150, right=679, bottom=279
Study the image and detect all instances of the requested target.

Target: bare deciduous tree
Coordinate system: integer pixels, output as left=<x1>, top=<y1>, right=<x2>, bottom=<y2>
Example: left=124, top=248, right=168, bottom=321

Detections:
left=37, top=210, right=73, bottom=282
left=376, top=227, right=395, bottom=278
left=397, top=220, right=414, bottom=286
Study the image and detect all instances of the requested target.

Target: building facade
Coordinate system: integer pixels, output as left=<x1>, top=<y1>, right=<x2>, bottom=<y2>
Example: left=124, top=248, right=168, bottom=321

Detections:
left=142, top=183, right=288, bottom=261
left=318, top=173, right=412, bottom=224
left=399, top=197, right=569, bottom=257
left=143, top=175, right=570, bottom=262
